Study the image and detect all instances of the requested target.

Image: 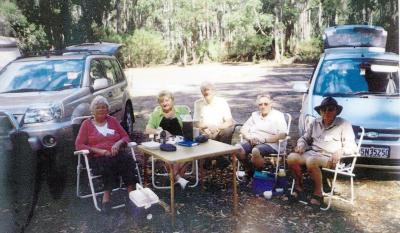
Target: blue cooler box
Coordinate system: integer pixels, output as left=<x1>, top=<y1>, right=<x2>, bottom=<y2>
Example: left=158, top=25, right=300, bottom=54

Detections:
left=252, top=171, right=275, bottom=195
left=276, top=176, right=288, bottom=189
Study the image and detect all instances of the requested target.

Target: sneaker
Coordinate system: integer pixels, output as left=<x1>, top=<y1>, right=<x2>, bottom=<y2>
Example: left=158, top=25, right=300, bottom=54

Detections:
left=176, top=177, right=189, bottom=190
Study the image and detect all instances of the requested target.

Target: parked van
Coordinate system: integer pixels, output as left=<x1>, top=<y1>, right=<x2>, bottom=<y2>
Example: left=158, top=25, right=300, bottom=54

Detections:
left=293, top=25, right=400, bottom=171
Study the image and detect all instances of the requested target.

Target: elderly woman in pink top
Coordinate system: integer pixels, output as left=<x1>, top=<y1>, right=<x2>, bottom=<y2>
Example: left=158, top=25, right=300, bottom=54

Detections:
left=75, top=96, right=137, bottom=213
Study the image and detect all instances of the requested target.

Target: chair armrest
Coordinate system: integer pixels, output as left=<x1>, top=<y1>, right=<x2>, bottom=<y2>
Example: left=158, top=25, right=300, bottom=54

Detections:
left=340, top=153, right=360, bottom=159
left=74, top=150, right=89, bottom=156
left=128, top=142, right=137, bottom=148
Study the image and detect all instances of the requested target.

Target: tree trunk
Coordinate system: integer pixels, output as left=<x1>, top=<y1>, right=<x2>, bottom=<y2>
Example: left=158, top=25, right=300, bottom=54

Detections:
left=274, top=15, right=281, bottom=62
left=116, top=0, right=122, bottom=33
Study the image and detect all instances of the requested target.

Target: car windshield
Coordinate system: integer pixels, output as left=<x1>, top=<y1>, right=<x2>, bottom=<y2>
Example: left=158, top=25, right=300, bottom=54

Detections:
left=314, top=59, right=399, bottom=96
left=0, top=59, right=84, bottom=93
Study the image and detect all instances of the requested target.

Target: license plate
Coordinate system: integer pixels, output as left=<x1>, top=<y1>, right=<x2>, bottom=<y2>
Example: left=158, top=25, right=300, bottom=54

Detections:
left=360, top=145, right=390, bottom=158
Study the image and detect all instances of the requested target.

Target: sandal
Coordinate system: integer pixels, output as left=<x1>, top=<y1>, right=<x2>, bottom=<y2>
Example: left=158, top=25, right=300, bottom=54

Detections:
left=309, top=194, right=324, bottom=209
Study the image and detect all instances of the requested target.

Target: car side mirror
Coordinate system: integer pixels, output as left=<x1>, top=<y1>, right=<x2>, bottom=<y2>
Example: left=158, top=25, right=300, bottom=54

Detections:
left=292, top=81, right=309, bottom=93
left=92, top=78, right=109, bottom=91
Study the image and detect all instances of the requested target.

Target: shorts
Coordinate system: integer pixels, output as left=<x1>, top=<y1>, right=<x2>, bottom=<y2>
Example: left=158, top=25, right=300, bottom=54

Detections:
left=240, top=142, right=277, bottom=156
left=288, top=150, right=330, bottom=168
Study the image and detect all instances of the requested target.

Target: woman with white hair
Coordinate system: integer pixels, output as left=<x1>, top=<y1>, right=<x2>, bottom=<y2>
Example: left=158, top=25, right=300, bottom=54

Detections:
left=75, top=95, right=137, bottom=213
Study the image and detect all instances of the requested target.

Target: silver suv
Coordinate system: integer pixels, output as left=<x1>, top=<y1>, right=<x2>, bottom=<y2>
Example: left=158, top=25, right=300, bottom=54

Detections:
left=293, top=25, right=400, bottom=171
left=0, top=46, right=135, bottom=156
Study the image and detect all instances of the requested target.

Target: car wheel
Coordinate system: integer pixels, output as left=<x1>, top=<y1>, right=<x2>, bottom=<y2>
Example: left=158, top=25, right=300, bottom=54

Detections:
left=123, top=103, right=135, bottom=137
left=42, top=147, right=68, bottom=200
left=0, top=131, right=38, bottom=232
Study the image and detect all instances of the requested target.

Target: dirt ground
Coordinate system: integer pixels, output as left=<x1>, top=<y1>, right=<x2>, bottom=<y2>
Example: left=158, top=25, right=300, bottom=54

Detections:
left=22, top=62, right=400, bottom=233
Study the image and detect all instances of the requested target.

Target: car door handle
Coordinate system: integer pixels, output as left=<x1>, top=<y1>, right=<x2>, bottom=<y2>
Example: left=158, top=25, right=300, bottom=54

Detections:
left=107, top=91, right=113, bottom=97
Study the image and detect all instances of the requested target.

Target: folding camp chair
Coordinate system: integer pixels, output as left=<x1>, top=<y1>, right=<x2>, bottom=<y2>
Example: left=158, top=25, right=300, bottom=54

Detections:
left=149, top=105, right=199, bottom=189
left=320, top=126, right=365, bottom=210
left=235, top=113, right=292, bottom=181
left=75, top=142, right=142, bottom=212
left=289, top=127, right=365, bottom=210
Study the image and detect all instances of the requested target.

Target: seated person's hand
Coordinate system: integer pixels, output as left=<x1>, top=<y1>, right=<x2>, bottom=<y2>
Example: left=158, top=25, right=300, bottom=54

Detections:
left=203, top=126, right=220, bottom=139
left=207, top=125, right=219, bottom=134
left=328, top=149, right=343, bottom=168
left=294, top=145, right=305, bottom=154
left=102, top=149, right=112, bottom=157
left=111, top=141, right=123, bottom=156
left=250, top=137, right=261, bottom=146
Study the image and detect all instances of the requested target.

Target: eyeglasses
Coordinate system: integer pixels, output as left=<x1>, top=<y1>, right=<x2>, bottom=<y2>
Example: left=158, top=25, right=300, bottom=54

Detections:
left=320, top=106, right=336, bottom=112
left=258, top=103, right=270, bottom=106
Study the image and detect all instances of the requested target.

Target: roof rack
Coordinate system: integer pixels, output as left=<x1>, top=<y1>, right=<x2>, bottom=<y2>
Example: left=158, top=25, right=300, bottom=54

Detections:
left=19, top=49, right=105, bottom=59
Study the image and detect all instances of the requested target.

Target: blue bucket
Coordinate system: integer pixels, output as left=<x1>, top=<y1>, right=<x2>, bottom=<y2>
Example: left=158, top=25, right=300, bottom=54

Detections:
left=252, top=171, right=275, bottom=195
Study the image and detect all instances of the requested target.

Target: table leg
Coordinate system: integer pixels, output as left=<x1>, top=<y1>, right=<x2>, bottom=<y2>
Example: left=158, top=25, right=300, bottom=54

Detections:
left=232, top=152, right=238, bottom=215
left=199, top=159, right=205, bottom=190
left=143, top=153, right=148, bottom=187
left=168, top=163, right=175, bottom=224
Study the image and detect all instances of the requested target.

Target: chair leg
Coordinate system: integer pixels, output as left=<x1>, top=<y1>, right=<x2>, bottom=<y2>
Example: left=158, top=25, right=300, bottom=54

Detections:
left=275, top=154, right=280, bottom=180
left=129, top=146, right=143, bottom=186
left=76, top=155, right=82, bottom=198
left=350, top=176, right=354, bottom=205
left=290, top=178, right=295, bottom=195
left=321, top=170, right=338, bottom=211
left=151, top=156, right=170, bottom=189
left=188, top=160, right=199, bottom=188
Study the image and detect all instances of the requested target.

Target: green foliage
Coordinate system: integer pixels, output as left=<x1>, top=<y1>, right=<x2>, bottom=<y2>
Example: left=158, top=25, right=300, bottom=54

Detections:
left=294, top=37, right=323, bottom=63
left=229, top=34, right=273, bottom=61
left=196, top=40, right=226, bottom=62
left=1, top=0, right=398, bottom=64
left=0, top=1, right=49, bottom=52
left=124, top=29, right=167, bottom=67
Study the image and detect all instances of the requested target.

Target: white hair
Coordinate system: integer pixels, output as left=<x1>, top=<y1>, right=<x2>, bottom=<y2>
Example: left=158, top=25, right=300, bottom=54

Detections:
left=200, top=81, right=215, bottom=91
left=90, top=95, right=110, bottom=113
left=256, top=94, right=272, bottom=104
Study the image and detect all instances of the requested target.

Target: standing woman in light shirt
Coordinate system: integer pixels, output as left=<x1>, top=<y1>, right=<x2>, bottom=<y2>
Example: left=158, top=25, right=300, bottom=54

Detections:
left=75, top=96, right=137, bottom=213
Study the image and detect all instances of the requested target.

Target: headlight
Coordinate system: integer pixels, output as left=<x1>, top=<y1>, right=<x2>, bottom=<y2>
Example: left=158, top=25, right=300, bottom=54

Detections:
left=24, top=104, right=63, bottom=124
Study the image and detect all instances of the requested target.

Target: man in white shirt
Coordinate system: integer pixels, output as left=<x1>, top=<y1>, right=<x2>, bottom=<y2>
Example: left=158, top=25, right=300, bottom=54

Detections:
left=194, top=82, right=234, bottom=143
left=194, top=82, right=234, bottom=169
left=238, top=95, right=287, bottom=176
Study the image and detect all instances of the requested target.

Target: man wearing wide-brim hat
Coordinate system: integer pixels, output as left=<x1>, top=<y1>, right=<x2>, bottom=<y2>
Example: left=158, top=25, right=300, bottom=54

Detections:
left=287, top=96, right=358, bottom=207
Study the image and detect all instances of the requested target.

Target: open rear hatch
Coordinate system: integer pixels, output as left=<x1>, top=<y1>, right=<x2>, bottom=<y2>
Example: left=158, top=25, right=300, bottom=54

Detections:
left=323, top=25, right=387, bottom=50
